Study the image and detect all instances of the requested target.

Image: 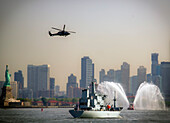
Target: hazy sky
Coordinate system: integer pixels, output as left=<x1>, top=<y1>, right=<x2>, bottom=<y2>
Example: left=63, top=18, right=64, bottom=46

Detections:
left=0, top=0, right=170, bottom=91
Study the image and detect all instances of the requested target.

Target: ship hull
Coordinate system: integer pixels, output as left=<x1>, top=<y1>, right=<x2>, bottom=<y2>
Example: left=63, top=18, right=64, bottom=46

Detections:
left=69, top=110, right=121, bottom=118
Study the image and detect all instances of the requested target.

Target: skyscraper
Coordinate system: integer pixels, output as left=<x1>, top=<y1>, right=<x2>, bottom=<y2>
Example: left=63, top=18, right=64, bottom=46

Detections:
left=114, top=70, right=122, bottom=83
left=50, top=78, right=55, bottom=91
left=99, top=69, right=105, bottom=83
left=151, top=53, right=159, bottom=76
left=151, top=53, right=162, bottom=88
left=160, top=62, right=170, bottom=101
left=121, top=62, right=130, bottom=94
left=50, top=78, right=55, bottom=97
left=137, top=66, right=146, bottom=90
left=66, top=74, right=78, bottom=97
left=19, top=88, right=33, bottom=99
left=137, top=66, right=146, bottom=83
left=99, top=69, right=114, bottom=83
left=147, top=73, right=152, bottom=83
left=107, top=69, right=114, bottom=82
left=55, top=85, right=60, bottom=95
left=130, top=75, right=137, bottom=95
left=14, top=70, right=24, bottom=89
left=11, top=81, right=18, bottom=99
left=27, top=64, right=50, bottom=98
left=80, top=56, right=94, bottom=88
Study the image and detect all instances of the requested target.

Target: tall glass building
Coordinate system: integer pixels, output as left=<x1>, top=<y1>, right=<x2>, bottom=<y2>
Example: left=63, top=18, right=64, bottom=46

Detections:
left=80, top=56, right=94, bottom=88
left=151, top=53, right=159, bottom=76
left=160, top=62, right=170, bottom=101
left=14, top=70, right=24, bottom=89
left=27, top=64, right=50, bottom=98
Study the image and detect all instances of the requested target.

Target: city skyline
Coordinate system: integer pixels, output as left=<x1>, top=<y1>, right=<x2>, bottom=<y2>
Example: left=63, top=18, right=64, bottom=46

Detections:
left=0, top=0, right=170, bottom=91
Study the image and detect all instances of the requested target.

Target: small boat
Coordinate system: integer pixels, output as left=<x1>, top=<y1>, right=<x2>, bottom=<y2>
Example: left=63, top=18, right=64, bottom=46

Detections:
left=69, top=82, right=122, bottom=118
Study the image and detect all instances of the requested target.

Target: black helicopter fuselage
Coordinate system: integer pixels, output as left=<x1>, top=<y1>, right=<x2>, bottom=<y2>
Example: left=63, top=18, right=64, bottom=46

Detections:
left=49, top=31, right=70, bottom=37
left=57, top=31, right=70, bottom=36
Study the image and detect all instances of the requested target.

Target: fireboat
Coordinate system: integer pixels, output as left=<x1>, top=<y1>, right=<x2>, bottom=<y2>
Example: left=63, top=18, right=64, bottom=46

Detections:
left=69, top=81, right=123, bottom=118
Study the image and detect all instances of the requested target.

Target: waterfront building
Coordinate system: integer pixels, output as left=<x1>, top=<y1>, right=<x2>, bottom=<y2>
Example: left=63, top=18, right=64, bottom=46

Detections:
left=80, top=56, right=94, bottom=88
left=114, top=70, right=122, bottom=83
left=66, top=74, right=78, bottom=97
left=107, top=69, right=114, bottom=82
left=130, top=75, right=138, bottom=96
left=19, top=88, right=33, bottom=99
left=160, top=62, right=170, bottom=101
left=14, top=70, right=24, bottom=89
left=50, top=78, right=55, bottom=90
left=137, top=66, right=146, bottom=85
left=154, top=75, right=162, bottom=91
left=11, top=81, right=19, bottom=99
left=151, top=53, right=159, bottom=76
left=57, top=91, right=65, bottom=97
left=73, top=87, right=82, bottom=98
left=99, top=69, right=105, bottom=83
left=147, top=73, right=152, bottom=83
left=55, top=85, right=60, bottom=95
left=99, top=69, right=114, bottom=83
left=121, top=62, right=130, bottom=94
left=27, top=64, right=50, bottom=98
left=50, top=78, right=55, bottom=97
left=151, top=53, right=162, bottom=89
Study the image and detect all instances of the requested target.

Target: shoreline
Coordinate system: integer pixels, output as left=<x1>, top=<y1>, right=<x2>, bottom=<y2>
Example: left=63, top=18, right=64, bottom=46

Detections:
left=0, top=106, right=74, bottom=108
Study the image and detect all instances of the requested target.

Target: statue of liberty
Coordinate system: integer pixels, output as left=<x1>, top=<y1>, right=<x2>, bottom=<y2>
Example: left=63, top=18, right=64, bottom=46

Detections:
left=4, top=65, right=11, bottom=87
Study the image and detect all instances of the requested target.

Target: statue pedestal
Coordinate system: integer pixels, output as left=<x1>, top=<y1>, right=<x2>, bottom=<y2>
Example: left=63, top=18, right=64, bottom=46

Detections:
left=0, top=86, right=13, bottom=106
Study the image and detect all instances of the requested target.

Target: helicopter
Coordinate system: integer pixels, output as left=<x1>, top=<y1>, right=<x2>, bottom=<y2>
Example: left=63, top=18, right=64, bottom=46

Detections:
left=48, top=25, right=76, bottom=37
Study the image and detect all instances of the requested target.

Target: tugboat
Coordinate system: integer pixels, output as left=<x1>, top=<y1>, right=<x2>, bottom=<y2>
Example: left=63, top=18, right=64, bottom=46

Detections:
left=69, top=82, right=123, bottom=118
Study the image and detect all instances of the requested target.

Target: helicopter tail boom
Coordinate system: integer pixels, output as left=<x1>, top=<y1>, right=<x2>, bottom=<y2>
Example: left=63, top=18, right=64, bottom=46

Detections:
left=49, top=31, right=53, bottom=36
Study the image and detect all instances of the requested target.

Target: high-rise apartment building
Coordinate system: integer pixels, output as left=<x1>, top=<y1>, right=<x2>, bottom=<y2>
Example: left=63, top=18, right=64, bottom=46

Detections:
left=160, top=62, right=170, bottom=101
left=130, top=75, right=137, bottom=95
left=147, top=73, right=152, bottom=83
left=55, top=85, right=60, bottom=95
left=50, top=78, right=55, bottom=98
left=114, top=70, right=122, bottom=83
left=107, top=69, right=114, bottom=82
left=50, top=78, right=55, bottom=90
left=14, top=70, right=24, bottom=89
left=121, top=62, right=130, bottom=94
left=151, top=53, right=162, bottom=88
left=27, top=64, right=50, bottom=98
left=19, top=88, right=33, bottom=99
left=66, top=74, right=78, bottom=97
left=99, top=69, right=105, bottom=83
left=80, top=56, right=94, bottom=88
left=11, top=81, right=18, bottom=99
left=99, top=69, right=114, bottom=83
left=136, top=66, right=146, bottom=95
left=137, top=66, right=146, bottom=85
left=151, top=53, right=159, bottom=76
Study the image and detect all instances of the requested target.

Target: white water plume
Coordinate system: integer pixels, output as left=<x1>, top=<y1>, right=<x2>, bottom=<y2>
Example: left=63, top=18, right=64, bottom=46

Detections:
left=97, top=81, right=129, bottom=108
left=134, top=81, right=166, bottom=110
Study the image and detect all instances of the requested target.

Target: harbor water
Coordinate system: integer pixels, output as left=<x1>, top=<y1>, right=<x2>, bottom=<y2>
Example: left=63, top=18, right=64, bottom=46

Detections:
left=0, top=108, right=170, bottom=123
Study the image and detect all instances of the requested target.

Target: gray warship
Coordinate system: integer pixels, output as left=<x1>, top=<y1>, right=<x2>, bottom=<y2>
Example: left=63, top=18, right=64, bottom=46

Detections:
left=69, top=82, right=123, bottom=118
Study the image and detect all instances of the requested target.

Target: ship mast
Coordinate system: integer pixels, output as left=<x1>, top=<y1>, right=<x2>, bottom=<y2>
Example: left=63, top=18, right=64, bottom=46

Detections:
left=113, top=91, right=116, bottom=108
